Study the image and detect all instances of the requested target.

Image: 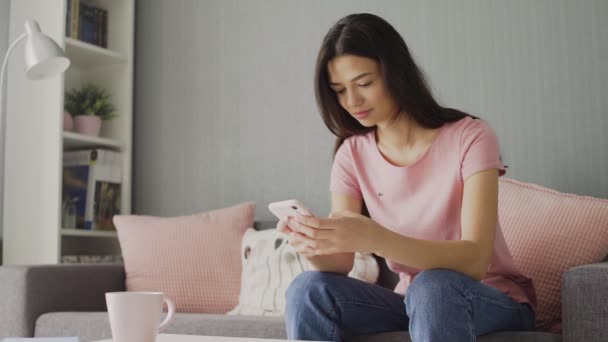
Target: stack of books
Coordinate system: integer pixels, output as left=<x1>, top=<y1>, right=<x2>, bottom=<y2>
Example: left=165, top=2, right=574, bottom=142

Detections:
left=62, top=149, right=122, bottom=231
left=65, top=0, right=108, bottom=48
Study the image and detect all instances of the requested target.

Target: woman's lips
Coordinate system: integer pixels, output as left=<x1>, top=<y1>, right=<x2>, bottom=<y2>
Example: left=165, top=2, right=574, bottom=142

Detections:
left=353, top=110, right=371, bottom=119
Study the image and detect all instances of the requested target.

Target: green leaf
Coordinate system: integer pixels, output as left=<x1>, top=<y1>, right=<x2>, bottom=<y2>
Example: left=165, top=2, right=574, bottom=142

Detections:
left=63, top=82, right=117, bottom=121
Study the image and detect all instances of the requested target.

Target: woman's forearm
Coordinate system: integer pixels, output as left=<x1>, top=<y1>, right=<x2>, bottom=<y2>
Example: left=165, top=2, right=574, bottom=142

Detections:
left=372, top=228, right=486, bottom=280
left=304, top=252, right=355, bottom=275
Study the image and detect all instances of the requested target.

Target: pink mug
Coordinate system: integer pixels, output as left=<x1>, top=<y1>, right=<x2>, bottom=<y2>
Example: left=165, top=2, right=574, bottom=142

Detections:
left=106, top=292, right=175, bottom=342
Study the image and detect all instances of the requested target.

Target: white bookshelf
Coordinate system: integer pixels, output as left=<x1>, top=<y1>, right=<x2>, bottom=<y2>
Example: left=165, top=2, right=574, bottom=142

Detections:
left=3, top=0, right=134, bottom=265
left=63, top=131, right=123, bottom=150
left=64, top=37, right=125, bottom=67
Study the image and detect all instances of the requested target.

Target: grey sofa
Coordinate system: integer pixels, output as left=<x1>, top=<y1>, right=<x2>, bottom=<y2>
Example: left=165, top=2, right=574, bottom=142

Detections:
left=1, top=253, right=607, bottom=342
left=1, top=217, right=607, bottom=342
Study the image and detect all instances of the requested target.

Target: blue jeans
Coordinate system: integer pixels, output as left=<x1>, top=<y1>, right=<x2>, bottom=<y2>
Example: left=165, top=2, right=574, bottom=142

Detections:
left=285, top=269, right=535, bottom=342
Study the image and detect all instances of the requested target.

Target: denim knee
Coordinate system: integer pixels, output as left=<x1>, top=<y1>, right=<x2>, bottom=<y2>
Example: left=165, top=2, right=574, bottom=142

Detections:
left=285, top=271, right=342, bottom=325
left=286, top=271, right=320, bottom=304
left=285, top=271, right=350, bottom=341
left=286, top=272, right=332, bottom=307
left=404, top=269, right=469, bottom=309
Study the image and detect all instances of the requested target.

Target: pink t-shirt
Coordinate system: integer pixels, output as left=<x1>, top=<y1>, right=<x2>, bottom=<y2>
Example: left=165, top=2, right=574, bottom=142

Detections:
left=330, top=116, right=537, bottom=311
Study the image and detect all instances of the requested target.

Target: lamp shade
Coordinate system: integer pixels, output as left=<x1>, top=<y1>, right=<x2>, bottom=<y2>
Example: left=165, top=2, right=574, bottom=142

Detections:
left=23, top=20, right=70, bottom=80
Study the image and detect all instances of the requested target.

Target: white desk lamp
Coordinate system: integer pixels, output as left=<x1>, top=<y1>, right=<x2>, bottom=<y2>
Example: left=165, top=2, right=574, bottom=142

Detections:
left=0, top=20, right=70, bottom=240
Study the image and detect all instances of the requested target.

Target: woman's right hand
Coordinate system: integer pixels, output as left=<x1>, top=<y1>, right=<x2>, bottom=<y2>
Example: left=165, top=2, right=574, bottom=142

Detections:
left=277, top=218, right=315, bottom=257
left=276, top=218, right=294, bottom=235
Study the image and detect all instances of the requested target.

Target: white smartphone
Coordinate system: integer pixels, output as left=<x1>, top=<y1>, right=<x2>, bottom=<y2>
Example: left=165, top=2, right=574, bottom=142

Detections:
left=268, top=199, right=316, bottom=222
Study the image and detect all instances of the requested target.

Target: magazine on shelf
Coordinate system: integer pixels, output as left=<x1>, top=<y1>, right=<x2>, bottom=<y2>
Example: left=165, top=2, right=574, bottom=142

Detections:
left=62, top=149, right=122, bottom=231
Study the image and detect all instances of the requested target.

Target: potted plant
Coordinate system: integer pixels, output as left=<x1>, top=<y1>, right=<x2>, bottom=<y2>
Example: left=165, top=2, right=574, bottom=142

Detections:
left=63, top=111, right=73, bottom=132
left=64, top=83, right=117, bottom=136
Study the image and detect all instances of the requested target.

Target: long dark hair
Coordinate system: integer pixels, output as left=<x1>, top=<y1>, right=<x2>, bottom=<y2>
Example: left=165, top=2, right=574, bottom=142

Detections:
left=315, top=13, right=478, bottom=156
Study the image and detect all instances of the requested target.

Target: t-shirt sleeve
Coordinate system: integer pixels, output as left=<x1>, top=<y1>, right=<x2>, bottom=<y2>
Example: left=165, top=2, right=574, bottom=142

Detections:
left=329, top=139, right=362, bottom=198
left=460, top=119, right=506, bottom=181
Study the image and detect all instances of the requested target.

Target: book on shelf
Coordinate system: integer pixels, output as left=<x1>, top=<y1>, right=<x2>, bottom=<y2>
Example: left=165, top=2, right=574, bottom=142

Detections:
left=65, top=0, right=108, bottom=48
left=68, top=0, right=78, bottom=39
left=62, top=149, right=122, bottom=231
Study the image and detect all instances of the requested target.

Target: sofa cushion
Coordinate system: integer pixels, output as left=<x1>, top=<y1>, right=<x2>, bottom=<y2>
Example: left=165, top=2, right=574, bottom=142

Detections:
left=34, top=312, right=561, bottom=342
left=498, top=178, right=608, bottom=332
left=113, top=202, right=255, bottom=314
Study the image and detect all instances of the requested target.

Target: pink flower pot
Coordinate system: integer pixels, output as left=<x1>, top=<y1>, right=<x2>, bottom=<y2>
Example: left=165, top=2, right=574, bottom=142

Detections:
left=63, top=111, right=74, bottom=131
left=74, top=115, right=102, bottom=136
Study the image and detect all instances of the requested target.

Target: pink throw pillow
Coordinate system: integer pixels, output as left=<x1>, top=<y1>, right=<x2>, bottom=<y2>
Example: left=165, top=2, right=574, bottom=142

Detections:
left=498, top=178, right=608, bottom=332
left=113, top=201, right=255, bottom=313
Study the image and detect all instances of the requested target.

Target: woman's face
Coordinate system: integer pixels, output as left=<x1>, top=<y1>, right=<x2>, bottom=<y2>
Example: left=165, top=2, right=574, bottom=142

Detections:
left=327, top=55, right=399, bottom=127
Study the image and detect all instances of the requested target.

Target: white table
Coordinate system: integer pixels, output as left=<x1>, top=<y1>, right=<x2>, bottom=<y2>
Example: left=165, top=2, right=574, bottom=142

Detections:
left=94, top=334, right=310, bottom=342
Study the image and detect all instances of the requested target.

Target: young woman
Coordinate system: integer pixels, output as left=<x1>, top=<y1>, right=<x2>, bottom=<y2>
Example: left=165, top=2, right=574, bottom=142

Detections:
left=277, top=13, right=536, bottom=342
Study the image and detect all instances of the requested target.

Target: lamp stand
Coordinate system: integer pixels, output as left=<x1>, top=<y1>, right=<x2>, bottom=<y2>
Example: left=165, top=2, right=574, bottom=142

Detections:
left=0, top=33, right=27, bottom=246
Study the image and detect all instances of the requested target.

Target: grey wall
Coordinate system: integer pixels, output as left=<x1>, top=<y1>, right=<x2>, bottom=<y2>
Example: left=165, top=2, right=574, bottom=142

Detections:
left=0, top=0, right=10, bottom=245
left=0, top=0, right=9, bottom=257
left=134, top=0, right=608, bottom=221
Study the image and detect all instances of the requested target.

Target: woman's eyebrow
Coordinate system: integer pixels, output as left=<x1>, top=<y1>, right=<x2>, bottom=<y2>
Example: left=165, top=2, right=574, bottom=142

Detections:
left=329, top=72, right=373, bottom=86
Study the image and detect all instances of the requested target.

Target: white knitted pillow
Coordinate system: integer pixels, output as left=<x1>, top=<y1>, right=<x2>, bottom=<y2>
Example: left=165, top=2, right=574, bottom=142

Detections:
left=228, top=228, right=379, bottom=316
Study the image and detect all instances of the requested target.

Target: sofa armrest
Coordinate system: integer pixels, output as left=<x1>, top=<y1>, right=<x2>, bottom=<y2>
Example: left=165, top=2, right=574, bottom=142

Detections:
left=562, top=261, right=608, bottom=342
left=0, top=263, right=125, bottom=339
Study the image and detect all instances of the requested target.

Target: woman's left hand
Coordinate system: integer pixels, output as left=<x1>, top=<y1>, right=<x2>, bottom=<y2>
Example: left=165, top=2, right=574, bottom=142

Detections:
left=289, top=210, right=385, bottom=255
